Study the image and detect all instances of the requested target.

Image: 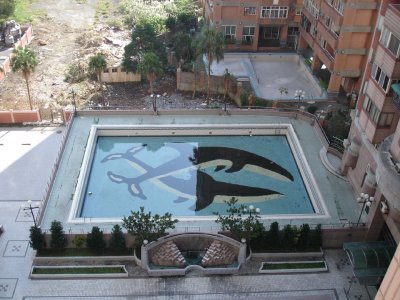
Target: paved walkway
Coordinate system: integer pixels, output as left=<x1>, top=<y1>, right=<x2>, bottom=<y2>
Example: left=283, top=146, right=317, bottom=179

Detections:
left=0, top=126, right=376, bottom=299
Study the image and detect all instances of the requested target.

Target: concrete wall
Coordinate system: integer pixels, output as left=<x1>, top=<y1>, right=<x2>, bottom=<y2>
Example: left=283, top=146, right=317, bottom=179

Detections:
left=0, top=110, right=40, bottom=124
left=176, top=68, right=242, bottom=106
left=375, top=243, right=400, bottom=300
left=322, top=227, right=368, bottom=248
left=101, top=67, right=141, bottom=83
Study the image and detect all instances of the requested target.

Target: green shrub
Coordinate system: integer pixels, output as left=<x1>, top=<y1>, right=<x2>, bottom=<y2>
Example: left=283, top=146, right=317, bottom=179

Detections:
left=29, top=226, right=46, bottom=250
left=86, top=226, right=106, bottom=254
left=304, top=58, right=312, bottom=67
left=310, top=224, right=323, bottom=249
left=307, top=105, right=318, bottom=114
left=282, top=224, right=297, bottom=251
left=296, top=224, right=310, bottom=250
left=64, top=61, right=87, bottom=83
left=109, top=224, right=126, bottom=252
left=266, top=222, right=281, bottom=250
left=72, top=235, right=85, bottom=249
left=50, top=220, right=67, bottom=250
left=240, top=92, right=249, bottom=106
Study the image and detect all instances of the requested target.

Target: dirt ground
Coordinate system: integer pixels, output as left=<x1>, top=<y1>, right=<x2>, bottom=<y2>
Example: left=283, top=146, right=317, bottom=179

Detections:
left=0, top=0, right=230, bottom=111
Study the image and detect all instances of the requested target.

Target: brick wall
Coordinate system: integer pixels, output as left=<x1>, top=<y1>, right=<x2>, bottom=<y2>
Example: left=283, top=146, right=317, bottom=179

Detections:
left=375, top=243, right=400, bottom=300
left=0, top=110, right=40, bottom=124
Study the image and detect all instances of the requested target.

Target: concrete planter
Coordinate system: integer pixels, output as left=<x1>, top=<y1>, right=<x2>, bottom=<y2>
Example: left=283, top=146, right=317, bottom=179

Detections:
left=251, top=248, right=324, bottom=259
left=33, top=255, right=135, bottom=264
left=259, top=260, right=328, bottom=274
left=30, top=265, right=128, bottom=279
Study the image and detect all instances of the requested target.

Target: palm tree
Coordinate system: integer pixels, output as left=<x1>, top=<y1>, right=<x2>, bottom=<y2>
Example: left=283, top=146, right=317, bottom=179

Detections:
left=11, top=46, right=38, bottom=110
left=137, top=52, right=164, bottom=97
left=89, top=54, right=107, bottom=85
left=196, top=26, right=225, bottom=104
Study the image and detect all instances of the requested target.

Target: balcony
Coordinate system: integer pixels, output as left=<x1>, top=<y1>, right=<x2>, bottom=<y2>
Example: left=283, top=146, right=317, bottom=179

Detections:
left=321, top=1, right=343, bottom=26
left=375, top=45, right=400, bottom=77
left=299, top=27, right=315, bottom=48
left=314, top=42, right=334, bottom=69
left=376, top=134, right=400, bottom=214
left=316, top=22, right=338, bottom=49
left=301, top=8, right=318, bottom=25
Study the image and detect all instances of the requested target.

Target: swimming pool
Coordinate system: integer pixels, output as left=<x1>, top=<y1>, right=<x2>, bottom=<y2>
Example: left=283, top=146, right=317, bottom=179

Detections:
left=69, top=124, right=327, bottom=222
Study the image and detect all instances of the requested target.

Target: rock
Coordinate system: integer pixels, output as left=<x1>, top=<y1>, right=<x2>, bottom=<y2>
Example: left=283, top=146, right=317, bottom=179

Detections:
left=38, top=39, right=47, bottom=46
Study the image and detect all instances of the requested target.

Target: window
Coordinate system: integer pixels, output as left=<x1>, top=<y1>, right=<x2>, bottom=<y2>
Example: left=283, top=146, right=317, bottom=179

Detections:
left=303, top=0, right=319, bottom=19
left=380, top=27, right=400, bottom=57
left=242, top=26, right=255, bottom=44
left=288, top=27, right=299, bottom=36
left=295, top=8, right=302, bottom=15
left=371, top=63, right=390, bottom=92
left=263, top=27, right=280, bottom=39
left=378, top=112, right=394, bottom=127
left=111, top=68, right=117, bottom=73
left=222, top=25, right=236, bottom=42
left=261, top=6, right=288, bottom=19
left=244, top=6, right=256, bottom=15
left=363, top=95, right=394, bottom=127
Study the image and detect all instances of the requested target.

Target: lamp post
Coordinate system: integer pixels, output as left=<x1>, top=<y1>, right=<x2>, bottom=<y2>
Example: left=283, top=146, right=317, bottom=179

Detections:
left=22, top=200, right=40, bottom=227
left=294, top=89, right=306, bottom=109
left=356, top=193, right=374, bottom=227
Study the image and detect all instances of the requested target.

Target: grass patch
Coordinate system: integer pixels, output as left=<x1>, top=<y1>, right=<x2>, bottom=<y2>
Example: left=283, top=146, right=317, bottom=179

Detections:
left=11, top=0, right=45, bottom=24
left=32, top=266, right=125, bottom=274
left=37, top=248, right=132, bottom=257
left=262, top=261, right=325, bottom=270
left=95, top=0, right=113, bottom=20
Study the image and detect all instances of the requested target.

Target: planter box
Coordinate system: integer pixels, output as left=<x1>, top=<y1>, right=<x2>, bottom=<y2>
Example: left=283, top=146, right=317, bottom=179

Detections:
left=259, top=260, right=328, bottom=274
left=33, top=255, right=135, bottom=264
left=251, top=248, right=324, bottom=259
left=30, top=265, right=128, bottom=279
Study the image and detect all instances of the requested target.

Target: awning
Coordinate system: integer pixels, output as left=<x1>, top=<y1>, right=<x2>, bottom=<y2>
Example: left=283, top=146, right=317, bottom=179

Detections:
left=343, top=241, right=396, bottom=286
left=391, top=83, right=400, bottom=96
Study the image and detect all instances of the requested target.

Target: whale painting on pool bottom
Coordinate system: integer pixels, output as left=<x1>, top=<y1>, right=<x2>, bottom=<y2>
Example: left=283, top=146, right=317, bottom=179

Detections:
left=80, top=135, right=314, bottom=217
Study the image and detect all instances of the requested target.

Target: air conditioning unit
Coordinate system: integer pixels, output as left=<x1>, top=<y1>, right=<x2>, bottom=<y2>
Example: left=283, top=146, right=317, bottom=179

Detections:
left=380, top=201, right=389, bottom=214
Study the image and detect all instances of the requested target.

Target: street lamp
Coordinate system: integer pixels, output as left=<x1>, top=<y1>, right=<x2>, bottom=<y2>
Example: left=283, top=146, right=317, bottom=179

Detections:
left=70, top=89, right=76, bottom=114
left=356, top=193, right=374, bottom=227
left=22, top=200, right=40, bottom=227
left=294, top=89, right=306, bottom=109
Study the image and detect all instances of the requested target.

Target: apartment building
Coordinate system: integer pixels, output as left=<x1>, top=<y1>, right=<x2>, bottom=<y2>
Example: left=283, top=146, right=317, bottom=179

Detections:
left=298, top=0, right=379, bottom=95
left=201, top=0, right=303, bottom=51
left=341, top=0, right=400, bottom=248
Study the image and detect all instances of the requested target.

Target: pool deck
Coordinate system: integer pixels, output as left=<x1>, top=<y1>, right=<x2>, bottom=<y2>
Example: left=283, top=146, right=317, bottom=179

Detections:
left=40, top=112, right=359, bottom=233
left=0, top=118, right=376, bottom=300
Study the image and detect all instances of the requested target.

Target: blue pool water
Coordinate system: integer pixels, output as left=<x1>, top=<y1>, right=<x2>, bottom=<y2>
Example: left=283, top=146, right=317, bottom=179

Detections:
left=80, top=136, right=314, bottom=218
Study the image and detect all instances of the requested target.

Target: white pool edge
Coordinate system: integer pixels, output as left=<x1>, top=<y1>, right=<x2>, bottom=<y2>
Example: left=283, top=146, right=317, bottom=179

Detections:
left=68, top=124, right=330, bottom=224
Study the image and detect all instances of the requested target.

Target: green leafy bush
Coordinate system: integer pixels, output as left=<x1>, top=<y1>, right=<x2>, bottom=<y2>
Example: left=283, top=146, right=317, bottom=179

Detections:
left=50, top=220, right=67, bottom=250
left=109, top=224, right=126, bottom=253
left=29, top=226, right=46, bottom=250
left=86, top=226, right=106, bottom=254
left=307, top=105, right=318, bottom=114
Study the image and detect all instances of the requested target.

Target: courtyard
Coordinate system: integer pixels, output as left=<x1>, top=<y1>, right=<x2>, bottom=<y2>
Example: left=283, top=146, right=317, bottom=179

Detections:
left=208, top=53, right=327, bottom=101
left=0, top=122, right=376, bottom=299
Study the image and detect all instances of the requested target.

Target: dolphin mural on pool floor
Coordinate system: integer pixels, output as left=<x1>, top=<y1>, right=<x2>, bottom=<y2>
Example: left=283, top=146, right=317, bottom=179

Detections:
left=100, top=143, right=293, bottom=210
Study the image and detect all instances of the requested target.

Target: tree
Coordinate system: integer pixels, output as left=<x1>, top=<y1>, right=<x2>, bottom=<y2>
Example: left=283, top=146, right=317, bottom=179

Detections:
left=196, top=26, right=224, bottom=104
left=29, top=226, right=46, bottom=250
left=171, top=32, right=194, bottom=63
left=11, top=46, right=38, bottom=110
left=137, top=52, right=164, bottom=96
left=122, top=207, right=178, bottom=247
left=214, top=197, right=264, bottom=241
left=88, top=54, right=107, bottom=84
left=0, top=0, right=15, bottom=21
left=282, top=224, right=297, bottom=251
left=223, top=68, right=231, bottom=111
left=323, top=109, right=351, bottom=140
left=86, top=226, right=106, bottom=254
left=266, top=221, right=281, bottom=250
left=50, top=220, right=67, bottom=250
left=122, top=20, right=164, bottom=72
left=109, top=224, right=126, bottom=253
left=297, top=223, right=310, bottom=250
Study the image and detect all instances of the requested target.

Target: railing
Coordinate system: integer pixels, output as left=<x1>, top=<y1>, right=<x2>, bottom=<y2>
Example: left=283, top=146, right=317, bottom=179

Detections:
left=36, top=112, right=75, bottom=225
left=329, top=136, right=345, bottom=153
